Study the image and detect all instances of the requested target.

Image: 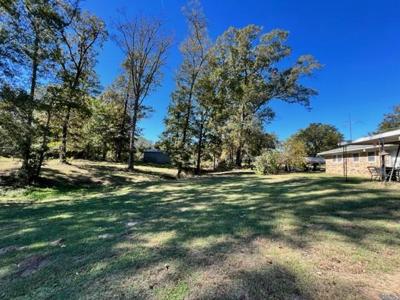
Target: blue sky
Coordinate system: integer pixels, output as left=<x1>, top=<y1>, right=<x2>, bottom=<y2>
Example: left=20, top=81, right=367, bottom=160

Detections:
left=82, top=0, right=400, bottom=142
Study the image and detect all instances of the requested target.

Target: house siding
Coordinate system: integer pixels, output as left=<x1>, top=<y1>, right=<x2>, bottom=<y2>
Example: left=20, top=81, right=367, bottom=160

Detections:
left=325, top=152, right=380, bottom=178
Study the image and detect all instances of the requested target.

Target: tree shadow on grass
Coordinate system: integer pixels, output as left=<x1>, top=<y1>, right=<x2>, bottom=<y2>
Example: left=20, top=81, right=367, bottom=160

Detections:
left=0, top=174, right=399, bottom=298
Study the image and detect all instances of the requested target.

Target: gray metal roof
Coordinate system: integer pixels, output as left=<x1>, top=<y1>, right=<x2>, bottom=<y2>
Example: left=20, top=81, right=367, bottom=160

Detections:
left=318, top=144, right=382, bottom=156
left=342, top=128, right=400, bottom=146
left=305, top=157, right=325, bottom=164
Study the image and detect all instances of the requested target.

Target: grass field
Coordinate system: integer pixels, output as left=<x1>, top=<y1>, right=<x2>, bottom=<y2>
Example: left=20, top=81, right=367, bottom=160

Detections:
left=1, top=159, right=400, bottom=299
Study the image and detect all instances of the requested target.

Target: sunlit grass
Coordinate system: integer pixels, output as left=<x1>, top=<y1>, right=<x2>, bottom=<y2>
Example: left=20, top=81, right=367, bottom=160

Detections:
left=0, top=159, right=400, bottom=299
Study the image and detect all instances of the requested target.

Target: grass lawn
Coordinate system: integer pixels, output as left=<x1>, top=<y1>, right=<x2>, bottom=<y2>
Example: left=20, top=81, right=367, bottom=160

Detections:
left=1, top=159, right=400, bottom=299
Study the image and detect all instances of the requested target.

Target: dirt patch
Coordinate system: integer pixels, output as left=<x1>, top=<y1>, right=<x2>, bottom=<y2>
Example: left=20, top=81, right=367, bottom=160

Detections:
left=16, top=254, right=50, bottom=277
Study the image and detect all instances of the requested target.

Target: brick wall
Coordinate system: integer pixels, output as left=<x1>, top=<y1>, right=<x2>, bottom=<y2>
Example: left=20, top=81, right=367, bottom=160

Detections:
left=325, top=151, right=381, bottom=178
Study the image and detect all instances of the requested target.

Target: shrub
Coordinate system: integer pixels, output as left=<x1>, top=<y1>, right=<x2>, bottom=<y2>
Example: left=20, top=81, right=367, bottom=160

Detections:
left=254, top=150, right=282, bottom=175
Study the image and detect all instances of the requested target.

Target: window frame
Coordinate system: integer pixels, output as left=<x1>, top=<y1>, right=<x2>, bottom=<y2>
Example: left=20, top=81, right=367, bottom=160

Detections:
left=367, top=151, right=376, bottom=162
left=353, top=153, right=360, bottom=162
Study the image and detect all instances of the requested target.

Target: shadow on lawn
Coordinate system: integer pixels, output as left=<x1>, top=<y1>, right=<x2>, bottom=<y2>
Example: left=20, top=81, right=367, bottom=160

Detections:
left=0, top=175, right=399, bottom=298
left=35, top=162, right=176, bottom=188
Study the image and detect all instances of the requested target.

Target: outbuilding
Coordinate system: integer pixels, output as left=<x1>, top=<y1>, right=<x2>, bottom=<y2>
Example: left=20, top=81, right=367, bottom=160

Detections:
left=143, top=149, right=170, bottom=165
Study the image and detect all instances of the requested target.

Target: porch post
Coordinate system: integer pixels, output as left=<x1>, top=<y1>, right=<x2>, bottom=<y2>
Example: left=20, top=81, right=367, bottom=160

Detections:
left=380, top=139, right=385, bottom=181
left=389, top=143, right=400, bottom=182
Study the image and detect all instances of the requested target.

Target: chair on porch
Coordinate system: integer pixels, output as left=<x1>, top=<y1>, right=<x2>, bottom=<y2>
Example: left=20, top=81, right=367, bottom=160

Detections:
left=367, top=166, right=381, bottom=181
left=367, top=166, right=391, bottom=181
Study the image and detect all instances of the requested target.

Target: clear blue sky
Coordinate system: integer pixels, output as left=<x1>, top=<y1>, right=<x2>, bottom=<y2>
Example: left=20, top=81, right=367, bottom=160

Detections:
left=82, top=0, right=400, bottom=142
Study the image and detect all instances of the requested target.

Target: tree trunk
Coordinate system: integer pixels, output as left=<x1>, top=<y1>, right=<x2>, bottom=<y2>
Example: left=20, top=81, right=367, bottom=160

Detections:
left=102, top=141, right=107, bottom=161
left=116, top=79, right=130, bottom=162
left=20, top=34, right=39, bottom=184
left=235, top=147, right=242, bottom=168
left=35, top=105, right=53, bottom=179
left=128, top=98, right=139, bottom=170
left=177, top=81, right=195, bottom=178
left=60, top=106, right=71, bottom=163
left=213, top=152, right=216, bottom=171
left=195, top=119, right=204, bottom=175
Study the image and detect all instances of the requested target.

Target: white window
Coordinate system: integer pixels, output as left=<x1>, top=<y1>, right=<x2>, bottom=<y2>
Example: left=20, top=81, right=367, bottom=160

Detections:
left=332, top=156, right=336, bottom=162
left=368, top=152, right=375, bottom=162
left=353, top=153, right=360, bottom=162
left=336, top=155, right=342, bottom=163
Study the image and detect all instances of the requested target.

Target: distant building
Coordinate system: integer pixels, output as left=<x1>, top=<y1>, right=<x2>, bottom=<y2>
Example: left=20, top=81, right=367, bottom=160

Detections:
left=305, top=156, right=325, bottom=171
left=143, top=149, right=170, bottom=165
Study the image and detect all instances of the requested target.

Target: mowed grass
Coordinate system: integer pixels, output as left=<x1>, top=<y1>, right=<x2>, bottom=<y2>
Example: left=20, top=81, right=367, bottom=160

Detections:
left=1, top=160, right=400, bottom=299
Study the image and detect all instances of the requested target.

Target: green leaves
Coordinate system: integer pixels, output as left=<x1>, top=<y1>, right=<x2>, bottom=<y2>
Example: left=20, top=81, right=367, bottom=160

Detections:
left=292, top=123, right=344, bottom=157
left=376, top=105, right=400, bottom=133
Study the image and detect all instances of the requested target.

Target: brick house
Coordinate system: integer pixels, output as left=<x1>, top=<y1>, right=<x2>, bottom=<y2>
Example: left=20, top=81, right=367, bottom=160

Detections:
left=318, top=145, right=398, bottom=177
left=318, top=129, right=400, bottom=179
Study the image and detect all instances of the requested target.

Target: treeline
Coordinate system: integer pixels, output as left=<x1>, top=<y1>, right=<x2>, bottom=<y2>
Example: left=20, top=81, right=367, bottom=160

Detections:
left=158, top=1, right=321, bottom=177
left=1, top=0, right=354, bottom=185
left=0, top=0, right=170, bottom=185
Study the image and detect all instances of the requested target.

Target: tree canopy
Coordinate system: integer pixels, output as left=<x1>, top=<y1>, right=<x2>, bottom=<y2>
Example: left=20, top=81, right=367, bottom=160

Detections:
left=376, top=105, right=400, bottom=133
left=291, top=123, right=343, bottom=157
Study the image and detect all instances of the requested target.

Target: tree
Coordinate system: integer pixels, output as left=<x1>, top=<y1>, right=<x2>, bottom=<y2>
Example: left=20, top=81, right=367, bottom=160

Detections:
left=254, top=150, right=282, bottom=175
left=212, top=25, right=321, bottom=167
left=113, top=73, right=131, bottom=162
left=282, top=136, right=307, bottom=171
left=57, top=8, right=107, bottom=163
left=114, top=16, right=171, bottom=170
left=376, top=105, right=400, bottom=133
left=293, top=123, right=343, bottom=157
left=162, top=0, right=209, bottom=177
left=0, top=0, right=70, bottom=183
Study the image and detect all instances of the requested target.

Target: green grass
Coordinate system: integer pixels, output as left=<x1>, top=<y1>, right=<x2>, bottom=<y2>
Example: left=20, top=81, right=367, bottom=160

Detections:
left=1, top=161, right=400, bottom=299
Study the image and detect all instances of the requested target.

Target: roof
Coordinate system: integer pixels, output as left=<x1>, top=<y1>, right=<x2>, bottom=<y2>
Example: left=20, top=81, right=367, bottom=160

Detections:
left=318, top=144, right=384, bottom=156
left=342, top=128, right=400, bottom=146
left=305, top=157, right=325, bottom=164
left=144, top=149, right=163, bottom=153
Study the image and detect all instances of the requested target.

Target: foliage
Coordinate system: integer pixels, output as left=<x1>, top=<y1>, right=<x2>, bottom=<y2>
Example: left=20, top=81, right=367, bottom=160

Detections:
left=162, top=3, right=320, bottom=174
left=211, top=25, right=320, bottom=167
left=281, top=137, right=307, bottom=171
left=0, top=0, right=70, bottom=183
left=161, top=0, right=210, bottom=177
left=0, top=0, right=107, bottom=184
left=293, top=123, right=343, bottom=157
left=56, top=7, right=108, bottom=163
left=114, top=16, right=171, bottom=170
left=376, top=104, right=400, bottom=133
left=254, top=150, right=282, bottom=175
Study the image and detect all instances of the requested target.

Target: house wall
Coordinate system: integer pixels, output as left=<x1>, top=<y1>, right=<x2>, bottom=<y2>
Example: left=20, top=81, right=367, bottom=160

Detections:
left=325, top=151, right=380, bottom=177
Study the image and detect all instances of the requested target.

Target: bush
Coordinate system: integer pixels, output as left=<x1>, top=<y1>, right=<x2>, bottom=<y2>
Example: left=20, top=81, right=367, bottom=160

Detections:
left=254, top=150, right=281, bottom=175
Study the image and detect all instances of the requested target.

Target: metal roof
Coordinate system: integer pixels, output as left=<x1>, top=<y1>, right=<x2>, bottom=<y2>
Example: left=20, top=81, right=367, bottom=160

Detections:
left=342, top=128, right=400, bottom=146
left=305, top=157, right=325, bottom=164
left=318, top=144, right=384, bottom=156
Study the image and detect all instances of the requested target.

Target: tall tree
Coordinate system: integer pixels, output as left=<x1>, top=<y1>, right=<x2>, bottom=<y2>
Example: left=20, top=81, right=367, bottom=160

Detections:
left=57, top=8, right=107, bottom=163
left=114, top=16, right=170, bottom=170
left=213, top=25, right=321, bottom=167
left=376, top=105, right=400, bottom=133
left=293, top=123, right=343, bottom=156
left=0, top=0, right=69, bottom=183
left=162, top=0, right=210, bottom=177
left=113, top=72, right=131, bottom=162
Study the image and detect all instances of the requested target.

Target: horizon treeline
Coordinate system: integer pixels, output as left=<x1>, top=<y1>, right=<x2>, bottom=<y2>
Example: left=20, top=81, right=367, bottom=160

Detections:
left=5, top=0, right=397, bottom=184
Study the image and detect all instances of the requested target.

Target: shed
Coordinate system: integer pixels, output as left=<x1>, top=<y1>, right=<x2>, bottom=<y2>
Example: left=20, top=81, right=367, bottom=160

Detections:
left=143, top=149, right=170, bottom=165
